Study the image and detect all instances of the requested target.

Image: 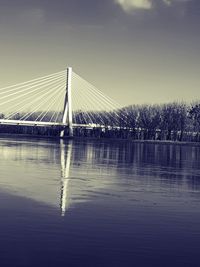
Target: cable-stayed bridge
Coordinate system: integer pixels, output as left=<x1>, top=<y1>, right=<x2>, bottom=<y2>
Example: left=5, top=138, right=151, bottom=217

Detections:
left=0, top=68, right=127, bottom=137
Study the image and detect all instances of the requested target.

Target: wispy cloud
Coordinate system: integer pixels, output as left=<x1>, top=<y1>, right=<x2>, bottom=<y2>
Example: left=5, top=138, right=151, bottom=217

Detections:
left=162, top=0, right=191, bottom=6
left=23, top=8, right=45, bottom=25
left=115, top=0, right=152, bottom=13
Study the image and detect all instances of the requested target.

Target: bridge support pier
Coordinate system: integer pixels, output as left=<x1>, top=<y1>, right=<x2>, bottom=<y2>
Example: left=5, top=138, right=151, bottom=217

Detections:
left=60, top=67, right=73, bottom=138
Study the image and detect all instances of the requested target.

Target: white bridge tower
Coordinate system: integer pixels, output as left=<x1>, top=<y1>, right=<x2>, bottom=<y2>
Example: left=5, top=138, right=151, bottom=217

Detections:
left=60, top=67, right=73, bottom=138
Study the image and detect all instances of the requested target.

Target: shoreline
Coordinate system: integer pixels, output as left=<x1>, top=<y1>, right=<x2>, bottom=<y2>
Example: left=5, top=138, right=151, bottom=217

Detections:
left=0, top=133, right=199, bottom=147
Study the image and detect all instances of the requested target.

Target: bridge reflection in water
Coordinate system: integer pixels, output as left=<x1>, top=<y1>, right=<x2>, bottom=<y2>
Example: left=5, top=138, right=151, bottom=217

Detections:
left=0, top=138, right=200, bottom=217
left=60, top=140, right=72, bottom=216
left=0, top=138, right=75, bottom=216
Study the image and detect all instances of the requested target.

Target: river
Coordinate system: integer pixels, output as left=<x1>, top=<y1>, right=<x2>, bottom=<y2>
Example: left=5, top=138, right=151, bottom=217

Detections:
left=0, top=137, right=200, bottom=267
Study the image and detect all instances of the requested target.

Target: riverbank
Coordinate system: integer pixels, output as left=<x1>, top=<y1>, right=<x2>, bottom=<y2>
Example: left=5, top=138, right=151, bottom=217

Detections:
left=0, top=132, right=200, bottom=147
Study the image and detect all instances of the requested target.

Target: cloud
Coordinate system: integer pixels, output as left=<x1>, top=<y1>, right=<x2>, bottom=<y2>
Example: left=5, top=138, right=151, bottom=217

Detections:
left=115, top=0, right=152, bottom=13
left=162, top=0, right=191, bottom=6
left=162, top=0, right=172, bottom=5
left=115, top=0, right=191, bottom=14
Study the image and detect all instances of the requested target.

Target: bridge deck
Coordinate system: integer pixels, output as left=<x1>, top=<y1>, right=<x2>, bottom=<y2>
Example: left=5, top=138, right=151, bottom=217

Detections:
left=0, top=119, right=124, bottom=130
left=0, top=119, right=103, bottom=128
left=0, top=119, right=66, bottom=127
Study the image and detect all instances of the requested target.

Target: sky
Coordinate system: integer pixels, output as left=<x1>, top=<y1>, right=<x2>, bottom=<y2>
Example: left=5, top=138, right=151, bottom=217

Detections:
left=0, top=0, right=200, bottom=106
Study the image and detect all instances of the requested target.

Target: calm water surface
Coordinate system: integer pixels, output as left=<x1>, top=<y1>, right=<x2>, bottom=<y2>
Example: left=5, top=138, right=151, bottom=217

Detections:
left=0, top=137, right=200, bottom=267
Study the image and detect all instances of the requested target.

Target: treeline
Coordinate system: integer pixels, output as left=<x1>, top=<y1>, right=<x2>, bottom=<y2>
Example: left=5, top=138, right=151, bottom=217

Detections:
left=0, top=102, right=200, bottom=142
left=72, top=102, right=200, bottom=142
left=114, top=102, right=200, bottom=142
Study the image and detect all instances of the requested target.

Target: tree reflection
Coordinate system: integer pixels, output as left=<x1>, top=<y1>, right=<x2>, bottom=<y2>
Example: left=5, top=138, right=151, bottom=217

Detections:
left=59, top=140, right=200, bottom=211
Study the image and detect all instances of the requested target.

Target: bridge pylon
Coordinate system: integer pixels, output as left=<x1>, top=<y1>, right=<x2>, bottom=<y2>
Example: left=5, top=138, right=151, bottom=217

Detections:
left=60, top=67, right=73, bottom=138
